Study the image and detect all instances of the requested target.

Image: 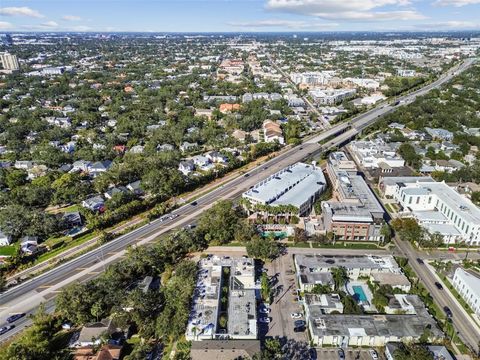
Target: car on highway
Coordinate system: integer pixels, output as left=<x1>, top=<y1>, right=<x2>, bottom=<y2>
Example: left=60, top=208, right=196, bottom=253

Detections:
left=6, top=313, right=26, bottom=323
left=417, top=258, right=424, bottom=264
left=338, top=348, right=345, bottom=360
left=435, top=281, right=444, bottom=290
left=244, top=173, right=249, bottom=177
left=290, top=313, right=302, bottom=319
left=0, top=324, right=15, bottom=335
left=259, top=317, right=271, bottom=324
left=191, top=201, right=197, bottom=206
left=369, top=349, right=379, bottom=359
left=444, top=306, right=453, bottom=318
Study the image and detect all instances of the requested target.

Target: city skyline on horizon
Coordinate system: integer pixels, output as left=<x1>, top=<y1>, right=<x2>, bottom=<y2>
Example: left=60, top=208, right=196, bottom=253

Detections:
left=0, top=0, right=480, bottom=33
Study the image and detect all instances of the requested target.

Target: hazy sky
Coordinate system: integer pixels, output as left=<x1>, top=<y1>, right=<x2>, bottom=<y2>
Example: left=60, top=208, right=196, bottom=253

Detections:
left=0, top=0, right=479, bottom=32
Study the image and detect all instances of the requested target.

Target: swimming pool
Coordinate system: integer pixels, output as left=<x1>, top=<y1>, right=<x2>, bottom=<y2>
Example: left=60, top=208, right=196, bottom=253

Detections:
left=352, top=285, right=367, bottom=302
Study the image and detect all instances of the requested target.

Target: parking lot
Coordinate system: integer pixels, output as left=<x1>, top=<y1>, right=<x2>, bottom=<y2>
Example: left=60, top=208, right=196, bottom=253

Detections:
left=263, top=252, right=307, bottom=342
left=316, top=348, right=384, bottom=360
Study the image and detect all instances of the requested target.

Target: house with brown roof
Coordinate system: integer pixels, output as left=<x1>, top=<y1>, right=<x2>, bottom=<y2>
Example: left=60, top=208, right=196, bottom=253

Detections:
left=262, top=120, right=284, bottom=144
left=73, top=344, right=122, bottom=360
left=190, top=340, right=260, bottom=360
left=219, top=103, right=241, bottom=114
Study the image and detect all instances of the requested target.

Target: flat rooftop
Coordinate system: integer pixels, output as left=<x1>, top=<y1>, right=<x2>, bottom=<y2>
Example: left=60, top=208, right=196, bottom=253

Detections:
left=310, top=312, right=442, bottom=339
left=380, top=176, right=434, bottom=187
left=186, top=256, right=257, bottom=341
left=426, top=182, right=480, bottom=224
left=326, top=172, right=384, bottom=219
left=243, top=162, right=326, bottom=208
left=295, top=254, right=400, bottom=272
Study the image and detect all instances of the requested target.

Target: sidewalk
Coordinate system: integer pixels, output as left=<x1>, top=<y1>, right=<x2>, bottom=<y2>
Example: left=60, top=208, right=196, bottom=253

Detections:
left=425, top=262, right=480, bottom=334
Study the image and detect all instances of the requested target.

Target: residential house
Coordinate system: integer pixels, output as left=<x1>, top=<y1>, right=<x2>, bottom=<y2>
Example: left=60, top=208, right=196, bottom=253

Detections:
left=180, top=142, right=198, bottom=152
left=104, top=186, right=129, bottom=200
left=0, top=230, right=12, bottom=246
left=219, top=103, right=241, bottom=113
left=82, top=196, right=105, bottom=212
left=195, top=108, right=213, bottom=120
left=262, top=120, right=284, bottom=144
left=207, top=151, right=228, bottom=164
left=73, top=345, right=122, bottom=360
left=63, top=211, right=83, bottom=228
left=73, top=318, right=118, bottom=347
left=425, top=127, right=454, bottom=141
left=126, top=180, right=144, bottom=196
left=71, top=160, right=92, bottom=173
left=20, top=236, right=39, bottom=255
left=90, top=161, right=112, bottom=177
left=179, top=160, right=195, bottom=176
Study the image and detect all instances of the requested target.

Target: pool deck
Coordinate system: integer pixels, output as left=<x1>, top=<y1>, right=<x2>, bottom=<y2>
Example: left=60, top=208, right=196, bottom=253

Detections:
left=346, top=281, right=377, bottom=313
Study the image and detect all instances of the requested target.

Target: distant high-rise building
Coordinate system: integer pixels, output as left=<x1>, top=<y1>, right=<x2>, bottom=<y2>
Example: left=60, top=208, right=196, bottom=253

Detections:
left=0, top=52, right=19, bottom=71
left=0, top=34, right=13, bottom=46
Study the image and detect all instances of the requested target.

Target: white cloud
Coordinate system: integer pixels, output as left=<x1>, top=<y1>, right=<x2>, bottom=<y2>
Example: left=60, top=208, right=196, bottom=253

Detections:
left=69, top=25, right=92, bottom=32
left=40, top=21, right=59, bottom=28
left=0, top=21, right=12, bottom=29
left=434, top=0, right=480, bottom=6
left=228, top=19, right=338, bottom=29
left=0, top=6, right=44, bottom=18
left=418, top=20, right=480, bottom=28
left=62, top=15, right=82, bottom=21
left=265, top=0, right=425, bottom=21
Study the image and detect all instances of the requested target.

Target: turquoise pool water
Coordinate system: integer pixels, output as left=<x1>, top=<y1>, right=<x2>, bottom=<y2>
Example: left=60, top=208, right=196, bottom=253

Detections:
left=261, top=231, right=287, bottom=239
left=352, top=285, right=367, bottom=302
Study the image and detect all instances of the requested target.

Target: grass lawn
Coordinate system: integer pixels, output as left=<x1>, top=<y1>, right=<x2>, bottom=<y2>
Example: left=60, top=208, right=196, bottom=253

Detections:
left=35, top=231, right=98, bottom=264
left=311, top=242, right=380, bottom=250
left=0, top=245, right=16, bottom=256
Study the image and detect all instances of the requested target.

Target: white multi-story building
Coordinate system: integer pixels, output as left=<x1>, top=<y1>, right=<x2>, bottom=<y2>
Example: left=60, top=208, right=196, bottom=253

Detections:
left=243, top=162, right=326, bottom=217
left=452, top=268, right=480, bottom=318
left=394, top=181, right=480, bottom=244
left=290, top=71, right=335, bottom=87
left=349, top=139, right=405, bottom=169
left=309, top=88, right=356, bottom=105
left=0, top=52, right=19, bottom=71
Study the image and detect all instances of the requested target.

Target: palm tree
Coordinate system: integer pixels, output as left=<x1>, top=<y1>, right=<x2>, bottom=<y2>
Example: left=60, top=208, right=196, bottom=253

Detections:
left=332, top=267, right=349, bottom=291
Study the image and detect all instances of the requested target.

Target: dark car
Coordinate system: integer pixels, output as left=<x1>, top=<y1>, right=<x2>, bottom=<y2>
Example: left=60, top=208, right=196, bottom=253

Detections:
left=444, top=306, right=453, bottom=318
left=294, top=326, right=306, bottom=332
left=6, top=313, right=26, bottom=323
left=294, top=320, right=305, bottom=327
left=0, top=325, right=14, bottom=335
left=244, top=173, right=250, bottom=177
left=191, top=201, right=197, bottom=206
left=435, top=281, right=444, bottom=290
left=338, top=348, right=345, bottom=360
left=416, top=258, right=424, bottom=264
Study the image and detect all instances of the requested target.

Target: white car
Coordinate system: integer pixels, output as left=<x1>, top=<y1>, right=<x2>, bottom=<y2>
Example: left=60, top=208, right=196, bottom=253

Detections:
left=259, top=317, right=271, bottom=324
left=290, top=313, right=302, bottom=319
left=259, top=307, right=271, bottom=314
left=369, top=349, right=378, bottom=360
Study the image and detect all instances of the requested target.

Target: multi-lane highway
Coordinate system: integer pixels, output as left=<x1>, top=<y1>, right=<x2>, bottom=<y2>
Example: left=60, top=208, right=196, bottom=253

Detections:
left=0, top=57, right=476, bottom=343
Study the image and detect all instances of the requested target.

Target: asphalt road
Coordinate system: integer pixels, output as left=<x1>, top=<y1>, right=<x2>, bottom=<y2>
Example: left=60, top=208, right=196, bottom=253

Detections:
left=395, top=237, right=480, bottom=354
left=0, top=58, right=475, bottom=343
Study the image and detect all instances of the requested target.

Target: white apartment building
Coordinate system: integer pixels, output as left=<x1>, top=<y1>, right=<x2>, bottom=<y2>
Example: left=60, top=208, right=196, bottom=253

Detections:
left=349, top=139, right=405, bottom=169
left=0, top=52, right=19, bottom=71
left=290, top=71, right=335, bottom=87
left=309, top=88, right=356, bottom=105
left=394, top=181, right=480, bottom=244
left=452, top=268, right=480, bottom=318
